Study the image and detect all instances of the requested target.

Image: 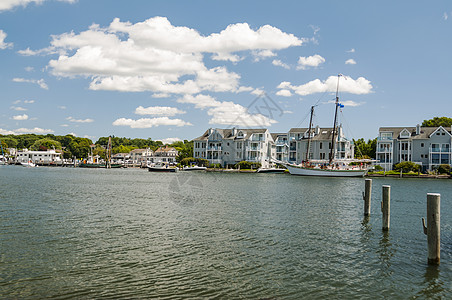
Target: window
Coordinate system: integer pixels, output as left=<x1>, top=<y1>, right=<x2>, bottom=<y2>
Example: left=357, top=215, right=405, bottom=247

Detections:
left=421, top=143, right=424, bottom=147
left=320, top=143, right=323, bottom=150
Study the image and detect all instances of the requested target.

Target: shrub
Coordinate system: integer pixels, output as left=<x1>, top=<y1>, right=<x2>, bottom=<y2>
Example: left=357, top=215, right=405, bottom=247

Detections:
left=374, top=165, right=383, bottom=171
left=394, top=161, right=421, bottom=173
left=436, top=164, right=451, bottom=175
left=235, top=161, right=261, bottom=169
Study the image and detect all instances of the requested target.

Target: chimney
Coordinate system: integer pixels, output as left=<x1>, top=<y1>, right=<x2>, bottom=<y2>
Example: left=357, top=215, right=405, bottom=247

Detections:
left=315, top=125, right=320, bottom=135
left=232, top=127, right=236, bottom=136
left=416, top=124, right=421, bottom=135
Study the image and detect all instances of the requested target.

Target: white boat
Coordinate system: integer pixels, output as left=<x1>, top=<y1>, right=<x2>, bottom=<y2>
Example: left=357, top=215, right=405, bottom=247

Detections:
left=148, top=163, right=178, bottom=172
left=182, top=165, right=207, bottom=171
left=21, top=161, right=36, bottom=167
left=256, top=167, right=286, bottom=173
left=285, top=74, right=367, bottom=178
left=286, top=164, right=366, bottom=177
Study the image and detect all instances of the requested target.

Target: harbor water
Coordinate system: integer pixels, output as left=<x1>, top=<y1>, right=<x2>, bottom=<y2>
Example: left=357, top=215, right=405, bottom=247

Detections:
left=0, top=166, right=451, bottom=299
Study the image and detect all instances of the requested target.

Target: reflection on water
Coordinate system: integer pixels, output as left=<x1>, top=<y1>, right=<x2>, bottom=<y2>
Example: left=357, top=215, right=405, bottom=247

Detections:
left=377, top=231, right=395, bottom=277
left=414, top=265, right=445, bottom=299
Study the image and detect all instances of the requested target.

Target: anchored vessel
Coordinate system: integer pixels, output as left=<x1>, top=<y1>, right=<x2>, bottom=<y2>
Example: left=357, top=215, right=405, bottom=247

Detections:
left=285, top=74, right=367, bottom=177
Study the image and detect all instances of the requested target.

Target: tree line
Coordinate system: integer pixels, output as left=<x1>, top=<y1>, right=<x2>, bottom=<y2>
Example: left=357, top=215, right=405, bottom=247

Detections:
left=0, top=134, right=193, bottom=161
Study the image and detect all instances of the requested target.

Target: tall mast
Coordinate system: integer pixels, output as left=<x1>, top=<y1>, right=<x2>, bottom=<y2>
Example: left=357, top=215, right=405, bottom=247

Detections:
left=305, top=106, right=314, bottom=163
left=329, top=74, right=342, bottom=164
left=106, top=136, right=112, bottom=169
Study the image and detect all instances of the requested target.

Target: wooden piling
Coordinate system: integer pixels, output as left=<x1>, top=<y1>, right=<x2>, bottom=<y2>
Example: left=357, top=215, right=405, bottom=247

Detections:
left=381, top=185, right=390, bottom=231
left=362, top=179, right=372, bottom=216
left=422, top=193, right=440, bottom=265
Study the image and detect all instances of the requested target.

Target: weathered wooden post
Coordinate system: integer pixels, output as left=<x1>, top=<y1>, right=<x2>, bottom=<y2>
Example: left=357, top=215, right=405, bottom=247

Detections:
left=362, top=179, right=372, bottom=216
left=381, top=185, right=390, bottom=230
left=422, top=193, right=440, bottom=265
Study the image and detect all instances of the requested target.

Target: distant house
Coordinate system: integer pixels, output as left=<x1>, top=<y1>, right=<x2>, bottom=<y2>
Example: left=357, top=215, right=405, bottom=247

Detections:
left=152, top=146, right=178, bottom=164
left=376, top=125, right=452, bottom=171
left=16, top=149, right=62, bottom=165
left=112, top=153, right=129, bottom=163
left=129, top=148, right=153, bottom=165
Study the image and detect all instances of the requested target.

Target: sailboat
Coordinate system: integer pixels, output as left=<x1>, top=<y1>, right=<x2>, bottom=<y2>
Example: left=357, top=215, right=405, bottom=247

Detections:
left=285, top=74, right=368, bottom=177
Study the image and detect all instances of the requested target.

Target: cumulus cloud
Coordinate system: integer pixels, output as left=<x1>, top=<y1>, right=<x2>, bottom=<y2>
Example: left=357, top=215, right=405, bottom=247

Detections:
left=12, top=78, right=48, bottom=89
left=0, top=127, right=54, bottom=134
left=347, top=48, right=355, bottom=53
left=0, top=0, right=76, bottom=12
left=277, top=75, right=373, bottom=96
left=0, top=30, right=13, bottom=49
left=135, top=106, right=186, bottom=116
left=158, top=137, right=182, bottom=144
left=297, top=54, right=325, bottom=70
left=252, top=49, right=276, bottom=61
left=27, top=16, right=301, bottom=95
left=276, top=89, right=292, bottom=97
left=112, top=117, right=192, bottom=128
left=177, top=94, right=277, bottom=127
left=12, top=114, right=28, bottom=120
left=345, top=59, right=357, bottom=65
left=272, top=59, right=290, bottom=69
left=66, top=116, right=94, bottom=123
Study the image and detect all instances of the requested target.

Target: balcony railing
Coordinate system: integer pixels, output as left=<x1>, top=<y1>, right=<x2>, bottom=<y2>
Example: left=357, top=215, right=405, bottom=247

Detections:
left=246, top=146, right=261, bottom=151
left=207, top=146, right=222, bottom=151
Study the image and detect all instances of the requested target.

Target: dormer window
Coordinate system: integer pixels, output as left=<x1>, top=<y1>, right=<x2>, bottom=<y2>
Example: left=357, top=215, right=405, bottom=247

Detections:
left=399, top=129, right=411, bottom=139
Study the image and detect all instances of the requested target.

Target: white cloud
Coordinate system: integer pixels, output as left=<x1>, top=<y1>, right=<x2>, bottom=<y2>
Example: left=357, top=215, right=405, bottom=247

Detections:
left=10, top=106, right=27, bottom=111
left=158, top=137, right=182, bottom=144
left=0, top=30, right=13, bottom=49
left=25, top=66, right=34, bottom=72
left=251, top=88, right=265, bottom=96
left=0, top=0, right=76, bottom=12
left=327, top=100, right=363, bottom=107
left=12, top=114, right=28, bottom=120
left=444, top=12, right=449, bottom=20
left=66, top=116, right=94, bottom=123
left=252, top=49, right=276, bottom=61
left=12, top=78, right=48, bottom=89
left=272, top=59, right=290, bottom=69
left=60, top=124, right=69, bottom=127
left=112, top=117, right=192, bottom=128
left=340, top=100, right=364, bottom=107
left=135, top=106, right=186, bottom=116
left=30, top=17, right=301, bottom=95
left=277, top=75, right=373, bottom=96
left=347, top=48, right=355, bottom=53
left=0, top=127, right=54, bottom=134
left=276, top=89, right=292, bottom=97
left=177, top=94, right=277, bottom=127
left=151, top=93, right=170, bottom=98
left=58, top=105, right=66, bottom=109
left=24, top=100, right=34, bottom=104
left=297, top=54, right=325, bottom=70
left=345, top=59, right=357, bottom=65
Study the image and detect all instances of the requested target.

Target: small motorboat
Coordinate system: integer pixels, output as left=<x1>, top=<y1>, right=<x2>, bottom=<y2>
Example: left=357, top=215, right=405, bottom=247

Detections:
left=148, top=163, right=177, bottom=172
left=182, top=165, right=207, bottom=171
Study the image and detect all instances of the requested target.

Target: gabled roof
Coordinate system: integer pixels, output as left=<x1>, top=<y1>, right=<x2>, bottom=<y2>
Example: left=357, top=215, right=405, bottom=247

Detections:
left=429, top=126, right=452, bottom=138
left=378, top=126, right=449, bottom=139
left=193, top=128, right=269, bottom=141
left=155, top=146, right=177, bottom=152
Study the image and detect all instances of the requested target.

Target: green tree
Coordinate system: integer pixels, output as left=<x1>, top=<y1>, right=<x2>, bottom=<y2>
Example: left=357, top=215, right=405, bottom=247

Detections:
left=30, top=138, right=62, bottom=151
left=421, top=117, right=452, bottom=127
left=353, top=138, right=377, bottom=159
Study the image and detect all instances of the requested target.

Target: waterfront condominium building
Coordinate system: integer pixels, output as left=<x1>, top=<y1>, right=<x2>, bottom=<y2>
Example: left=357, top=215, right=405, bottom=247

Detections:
left=376, top=125, right=452, bottom=171
left=193, top=128, right=275, bottom=168
left=274, top=125, right=354, bottom=164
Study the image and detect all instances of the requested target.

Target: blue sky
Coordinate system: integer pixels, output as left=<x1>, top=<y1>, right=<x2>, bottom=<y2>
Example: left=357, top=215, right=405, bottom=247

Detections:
left=0, top=0, right=451, bottom=143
